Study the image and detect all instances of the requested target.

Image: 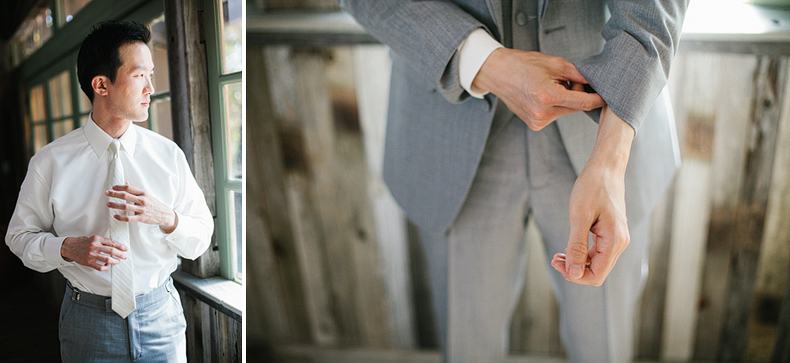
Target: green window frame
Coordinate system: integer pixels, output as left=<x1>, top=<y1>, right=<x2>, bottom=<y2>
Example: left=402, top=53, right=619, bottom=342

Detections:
left=204, top=0, right=243, bottom=282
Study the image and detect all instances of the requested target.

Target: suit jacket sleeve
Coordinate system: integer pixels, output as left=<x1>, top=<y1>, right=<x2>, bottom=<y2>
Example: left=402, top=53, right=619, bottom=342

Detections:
left=575, top=0, right=688, bottom=132
left=339, top=0, right=489, bottom=103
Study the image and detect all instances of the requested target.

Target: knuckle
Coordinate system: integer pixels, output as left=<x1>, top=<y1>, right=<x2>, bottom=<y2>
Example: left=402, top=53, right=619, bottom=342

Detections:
left=567, top=243, right=588, bottom=259
left=533, top=89, right=554, bottom=105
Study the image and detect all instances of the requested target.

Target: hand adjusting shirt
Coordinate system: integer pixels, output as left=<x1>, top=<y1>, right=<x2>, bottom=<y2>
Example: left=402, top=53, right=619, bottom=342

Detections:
left=5, top=114, right=213, bottom=296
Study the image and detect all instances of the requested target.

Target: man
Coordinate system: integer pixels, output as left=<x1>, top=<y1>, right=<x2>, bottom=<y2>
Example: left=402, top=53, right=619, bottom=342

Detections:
left=341, top=1, right=686, bottom=362
left=5, top=21, right=213, bottom=362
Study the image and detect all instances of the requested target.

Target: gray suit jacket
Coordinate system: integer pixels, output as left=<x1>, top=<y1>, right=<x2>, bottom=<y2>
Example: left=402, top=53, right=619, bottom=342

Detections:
left=341, top=0, right=688, bottom=233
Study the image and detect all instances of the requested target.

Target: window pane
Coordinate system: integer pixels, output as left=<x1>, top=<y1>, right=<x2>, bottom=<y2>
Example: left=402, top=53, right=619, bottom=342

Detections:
left=78, top=87, right=91, bottom=114
left=34, top=124, right=47, bottom=152
left=62, top=0, right=92, bottom=23
left=231, top=190, right=242, bottom=280
left=80, top=115, right=89, bottom=127
left=148, top=16, right=170, bottom=94
left=151, top=98, right=173, bottom=140
left=220, top=0, right=242, bottom=73
left=49, top=71, right=72, bottom=119
left=30, top=85, right=47, bottom=122
left=224, top=82, right=242, bottom=179
left=11, top=7, right=53, bottom=62
left=52, top=119, right=74, bottom=140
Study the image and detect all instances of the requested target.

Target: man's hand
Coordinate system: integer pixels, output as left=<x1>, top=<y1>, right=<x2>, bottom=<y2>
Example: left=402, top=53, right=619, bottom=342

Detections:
left=106, top=183, right=178, bottom=234
left=61, top=235, right=128, bottom=271
left=550, top=105, right=634, bottom=286
left=473, top=48, right=606, bottom=131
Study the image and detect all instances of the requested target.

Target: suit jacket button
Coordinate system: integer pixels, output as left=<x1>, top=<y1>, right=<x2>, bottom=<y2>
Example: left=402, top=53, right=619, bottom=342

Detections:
left=516, top=12, right=528, bottom=26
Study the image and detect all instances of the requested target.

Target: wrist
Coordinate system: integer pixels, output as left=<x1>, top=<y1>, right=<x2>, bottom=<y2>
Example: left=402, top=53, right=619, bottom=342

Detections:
left=160, top=210, right=178, bottom=234
left=471, top=47, right=507, bottom=95
left=588, top=106, right=634, bottom=175
left=61, top=238, right=73, bottom=262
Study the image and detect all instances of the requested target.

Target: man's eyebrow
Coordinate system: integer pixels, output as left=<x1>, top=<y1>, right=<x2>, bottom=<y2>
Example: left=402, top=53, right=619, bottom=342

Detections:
left=129, top=64, right=155, bottom=72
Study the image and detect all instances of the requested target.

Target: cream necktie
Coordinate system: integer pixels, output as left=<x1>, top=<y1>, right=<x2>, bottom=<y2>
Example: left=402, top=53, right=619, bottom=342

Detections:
left=109, top=139, right=135, bottom=318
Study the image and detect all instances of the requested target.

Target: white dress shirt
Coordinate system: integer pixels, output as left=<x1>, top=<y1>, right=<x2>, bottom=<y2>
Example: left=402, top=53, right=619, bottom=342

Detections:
left=458, top=28, right=504, bottom=98
left=6, top=115, right=213, bottom=296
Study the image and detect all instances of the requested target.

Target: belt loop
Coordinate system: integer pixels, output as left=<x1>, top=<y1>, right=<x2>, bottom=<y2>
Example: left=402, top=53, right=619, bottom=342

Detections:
left=106, top=299, right=114, bottom=313
left=72, top=290, right=80, bottom=301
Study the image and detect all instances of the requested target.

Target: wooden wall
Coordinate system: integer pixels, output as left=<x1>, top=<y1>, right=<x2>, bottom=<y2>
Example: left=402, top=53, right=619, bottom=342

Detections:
left=246, top=31, right=790, bottom=363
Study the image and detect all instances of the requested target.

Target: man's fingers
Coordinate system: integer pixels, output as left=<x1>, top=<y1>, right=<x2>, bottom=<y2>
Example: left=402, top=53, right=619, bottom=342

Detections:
left=112, top=182, right=145, bottom=196
left=565, top=222, right=591, bottom=280
left=557, top=60, right=589, bottom=85
left=102, top=237, right=129, bottom=252
left=554, top=88, right=606, bottom=112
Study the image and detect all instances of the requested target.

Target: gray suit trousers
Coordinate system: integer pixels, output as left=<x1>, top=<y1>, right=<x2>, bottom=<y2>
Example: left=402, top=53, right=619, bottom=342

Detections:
left=419, top=104, right=650, bottom=363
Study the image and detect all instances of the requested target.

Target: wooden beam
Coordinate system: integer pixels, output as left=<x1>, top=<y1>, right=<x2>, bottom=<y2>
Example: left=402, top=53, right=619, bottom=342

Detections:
left=768, top=57, right=790, bottom=363
left=163, top=0, right=193, bottom=169
left=247, top=45, right=312, bottom=344
left=165, top=0, right=220, bottom=279
left=719, top=55, right=786, bottom=362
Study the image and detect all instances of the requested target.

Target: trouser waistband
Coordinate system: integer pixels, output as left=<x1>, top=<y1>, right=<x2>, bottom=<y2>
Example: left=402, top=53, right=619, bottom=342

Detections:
left=65, top=277, right=176, bottom=313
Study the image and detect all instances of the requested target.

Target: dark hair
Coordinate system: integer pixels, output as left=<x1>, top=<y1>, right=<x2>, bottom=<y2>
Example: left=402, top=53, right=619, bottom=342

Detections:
left=77, top=21, right=151, bottom=102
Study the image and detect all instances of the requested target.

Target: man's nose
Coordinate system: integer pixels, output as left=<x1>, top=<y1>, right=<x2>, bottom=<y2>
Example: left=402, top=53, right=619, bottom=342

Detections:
left=144, top=77, right=154, bottom=95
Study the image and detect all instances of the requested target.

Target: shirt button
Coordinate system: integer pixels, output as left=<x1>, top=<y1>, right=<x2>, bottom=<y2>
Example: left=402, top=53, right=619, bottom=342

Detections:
left=516, top=12, right=528, bottom=26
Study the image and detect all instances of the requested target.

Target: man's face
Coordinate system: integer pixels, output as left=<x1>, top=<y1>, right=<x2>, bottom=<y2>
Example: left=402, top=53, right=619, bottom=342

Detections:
left=105, top=42, right=154, bottom=122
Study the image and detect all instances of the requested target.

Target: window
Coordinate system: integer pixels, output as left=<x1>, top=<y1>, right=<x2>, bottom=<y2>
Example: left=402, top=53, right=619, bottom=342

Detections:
left=205, top=0, right=243, bottom=281
left=140, top=15, right=174, bottom=140
left=26, top=57, right=87, bottom=154
left=61, top=0, right=93, bottom=23
left=9, top=6, right=53, bottom=67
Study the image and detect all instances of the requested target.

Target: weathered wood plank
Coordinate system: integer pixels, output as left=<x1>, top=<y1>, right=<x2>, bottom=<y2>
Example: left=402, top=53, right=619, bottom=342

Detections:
left=287, top=48, right=363, bottom=345
left=265, top=46, right=391, bottom=347
left=269, top=345, right=570, bottom=363
left=767, top=57, right=790, bottom=362
left=326, top=47, right=390, bottom=347
left=719, top=55, right=786, bottom=362
left=247, top=45, right=312, bottom=344
left=773, top=268, right=790, bottom=362
left=286, top=172, right=340, bottom=346
left=661, top=158, right=713, bottom=361
left=661, top=53, right=718, bottom=362
left=692, top=54, right=757, bottom=361
left=249, top=0, right=339, bottom=13
left=180, top=292, right=203, bottom=362
left=176, top=0, right=219, bottom=278
left=353, top=45, right=416, bottom=349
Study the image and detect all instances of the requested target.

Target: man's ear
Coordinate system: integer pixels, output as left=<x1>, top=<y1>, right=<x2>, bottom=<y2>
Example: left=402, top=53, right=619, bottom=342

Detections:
left=91, top=76, right=110, bottom=97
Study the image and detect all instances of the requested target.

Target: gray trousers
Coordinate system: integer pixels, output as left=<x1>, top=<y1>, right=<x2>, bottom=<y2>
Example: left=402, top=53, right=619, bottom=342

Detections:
left=59, top=277, right=187, bottom=363
left=418, top=105, right=651, bottom=363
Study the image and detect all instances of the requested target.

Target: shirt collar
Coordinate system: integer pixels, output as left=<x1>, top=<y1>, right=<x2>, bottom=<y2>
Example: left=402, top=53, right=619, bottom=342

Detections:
left=84, top=113, right=138, bottom=159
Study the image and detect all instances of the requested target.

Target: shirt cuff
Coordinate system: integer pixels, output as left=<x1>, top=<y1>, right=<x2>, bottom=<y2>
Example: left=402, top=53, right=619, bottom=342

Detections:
left=164, top=211, right=208, bottom=260
left=45, top=236, right=73, bottom=267
left=458, top=28, right=504, bottom=99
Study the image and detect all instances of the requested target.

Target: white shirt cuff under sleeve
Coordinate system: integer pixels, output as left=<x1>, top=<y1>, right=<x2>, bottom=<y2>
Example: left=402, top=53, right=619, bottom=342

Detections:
left=458, top=28, right=504, bottom=99
left=45, top=236, right=73, bottom=267
left=165, top=211, right=211, bottom=260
